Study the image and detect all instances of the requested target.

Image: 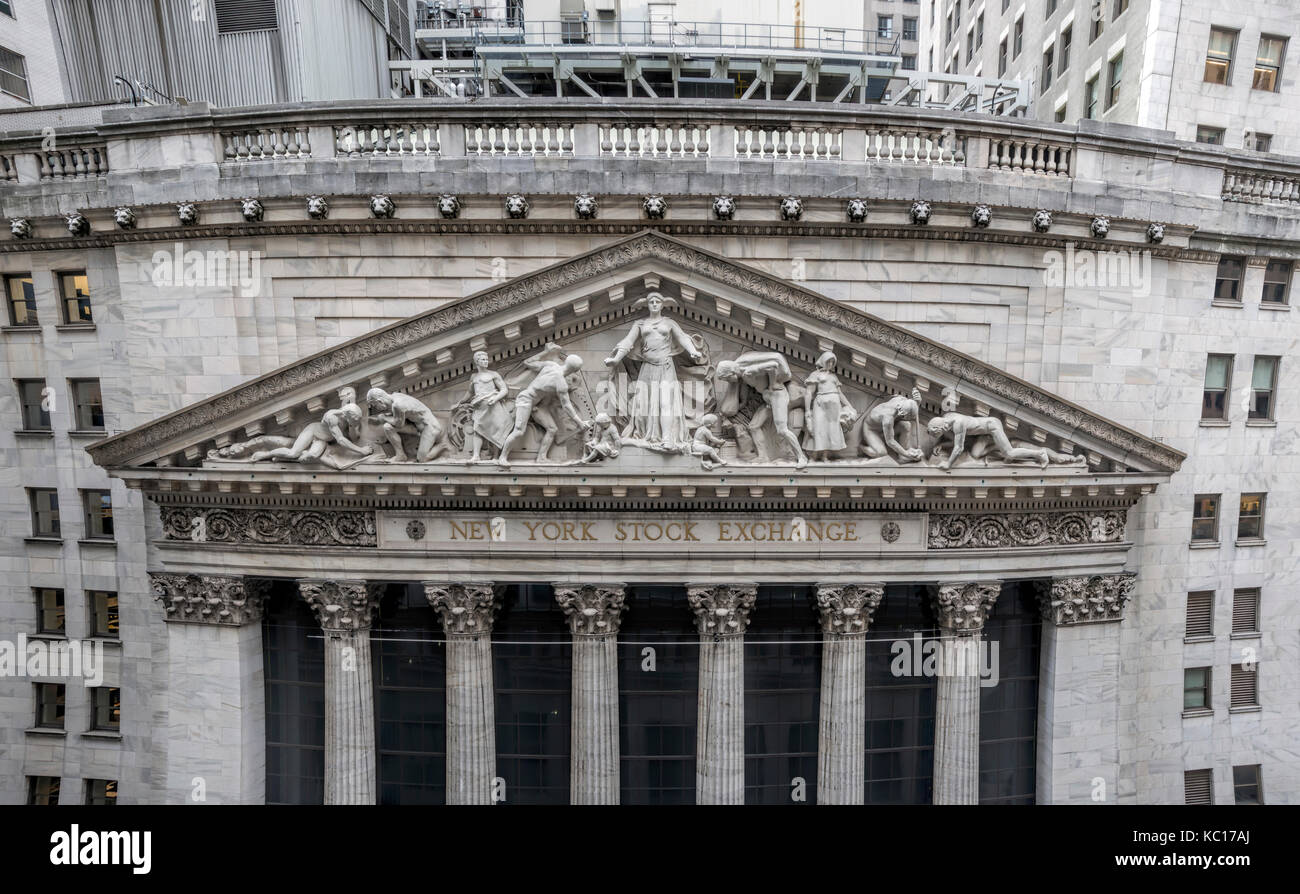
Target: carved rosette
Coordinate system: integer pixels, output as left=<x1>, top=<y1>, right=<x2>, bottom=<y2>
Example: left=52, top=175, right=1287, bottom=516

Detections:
left=149, top=572, right=263, bottom=626
left=554, top=584, right=627, bottom=636
left=298, top=579, right=382, bottom=633
left=687, top=585, right=757, bottom=637
left=928, top=510, right=1126, bottom=548
left=934, top=582, right=1001, bottom=634
left=1038, top=573, right=1137, bottom=625
left=815, top=584, right=884, bottom=636
left=424, top=582, right=500, bottom=636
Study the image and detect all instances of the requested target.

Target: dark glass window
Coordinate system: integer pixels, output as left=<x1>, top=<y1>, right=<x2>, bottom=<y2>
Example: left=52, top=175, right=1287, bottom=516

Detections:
left=620, top=585, right=698, bottom=805
left=1184, top=667, right=1211, bottom=710
left=36, top=682, right=65, bottom=728
left=92, top=686, right=120, bottom=730
left=28, top=776, right=60, bottom=805
left=1085, top=75, right=1099, bottom=118
left=998, top=37, right=1007, bottom=76
left=865, top=585, right=937, bottom=804
left=1106, top=52, right=1123, bottom=107
left=744, top=585, right=820, bottom=804
left=85, top=779, right=117, bottom=805
left=1196, top=125, right=1225, bottom=145
left=1013, top=17, right=1023, bottom=57
left=70, top=378, right=104, bottom=430
left=36, top=587, right=65, bottom=634
left=1041, top=45, right=1054, bottom=91
left=1060, top=25, right=1071, bottom=71
left=1089, top=10, right=1103, bottom=43
left=90, top=590, right=119, bottom=637
left=374, top=583, right=446, bottom=805
left=264, top=583, right=325, bottom=804
left=59, top=272, right=91, bottom=324
left=979, top=582, right=1040, bottom=804
left=1233, top=765, right=1262, bottom=803
left=82, top=489, right=113, bottom=539
left=1261, top=260, right=1291, bottom=304
left=494, top=583, right=570, bottom=805
left=1213, top=255, right=1244, bottom=302
left=5, top=274, right=36, bottom=326
left=1192, top=494, right=1220, bottom=542
left=1237, top=493, right=1265, bottom=540
left=17, top=378, right=50, bottom=430
left=1249, top=356, right=1278, bottom=420
left=1202, top=354, right=1232, bottom=419
left=29, top=488, right=59, bottom=537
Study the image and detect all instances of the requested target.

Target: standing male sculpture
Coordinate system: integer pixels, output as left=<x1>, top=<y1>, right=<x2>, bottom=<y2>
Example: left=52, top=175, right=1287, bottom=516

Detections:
left=715, top=351, right=808, bottom=469
left=498, top=343, right=590, bottom=467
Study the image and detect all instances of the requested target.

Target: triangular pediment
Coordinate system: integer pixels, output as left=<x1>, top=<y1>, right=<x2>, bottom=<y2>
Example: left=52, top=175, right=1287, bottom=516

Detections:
left=88, top=230, right=1184, bottom=480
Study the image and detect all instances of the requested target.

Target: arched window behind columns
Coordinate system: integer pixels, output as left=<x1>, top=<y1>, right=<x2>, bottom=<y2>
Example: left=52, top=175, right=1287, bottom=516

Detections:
left=263, top=580, right=325, bottom=805
left=493, top=583, right=572, bottom=805
left=978, top=581, right=1042, bottom=804
left=373, top=583, right=446, bottom=805
left=744, top=584, right=821, bottom=805
left=865, top=584, right=938, bottom=805
left=619, top=585, right=698, bottom=805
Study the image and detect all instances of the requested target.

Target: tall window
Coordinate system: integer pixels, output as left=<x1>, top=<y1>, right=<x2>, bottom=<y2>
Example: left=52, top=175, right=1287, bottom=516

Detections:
left=1013, top=16, right=1023, bottom=58
left=1204, top=28, right=1237, bottom=84
left=4, top=273, right=36, bottom=326
left=1233, top=765, right=1262, bottom=804
left=1042, top=45, right=1054, bottom=91
left=36, top=682, right=66, bottom=728
left=29, top=488, right=59, bottom=537
left=979, top=582, right=1041, bottom=805
left=744, top=586, right=820, bottom=804
left=1185, top=591, right=1213, bottom=638
left=966, top=27, right=975, bottom=63
left=1183, top=668, right=1211, bottom=711
left=28, top=777, right=60, bottom=805
left=1191, top=494, right=1220, bottom=543
left=36, top=588, right=65, bottom=635
left=1231, top=588, right=1260, bottom=635
left=1230, top=664, right=1258, bottom=708
left=998, top=37, right=1008, bottom=76
left=902, top=54, right=918, bottom=70
left=0, top=45, right=30, bottom=102
left=620, top=586, right=698, bottom=804
left=90, top=590, right=119, bottom=638
left=866, top=585, right=937, bottom=804
left=903, top=17, right=918, bottom=41
left=82, top=489, right=114, bottom=539
left=70, top=378, right=104, bottom=430
left=92, top=686, right=121, bottom=730
left=59, top=272, right=91, bottom=324
left=1059, top=25, right=1072, bottom=71
left=1261, top=260, right=1292, bottom=305
left=1113, top=0, right=1129, bottom=17
left=17, top=379, right=51, bottom=431
left=975, top=13, right=983, bottom=48
left=1201, top=354, right=1232, bottom=420
left=85, top=779, right=118, bottom=806
left=1253, top=36, right=1286, bottom=91
left=1213, top=255, right=1245, bottom=302
left=263, top=584, right=325, bottom=804
left=1046, top=0, right=1056, bottom=15
left=1090, top=9, right=1104, bottom=43
left=1106, top=52, right=1123, bottom=108
left=1085, top=75, right=1100, bottom=118
left=1249, top=356, right=1278, bottom=421
left=1184, top=768, right=1213, bottom=804
left=1236, top=493, right=1265, bottom=540
left=878, top=15, right=894, bottom=39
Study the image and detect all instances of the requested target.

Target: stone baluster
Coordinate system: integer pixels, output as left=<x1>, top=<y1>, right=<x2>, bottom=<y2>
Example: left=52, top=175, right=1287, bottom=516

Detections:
left=814, top=583, right=884, bottom=805
left=149, top=572, right=268, bottom=804
left=554, top=584, right=627, bottom=805
left=931, top=581, right=1001, bottom=805
left=297, top=578, right=383, bottom=805
left=688, top=584, right=757, bottom=805
left=424, top=582, right=500, bottom=805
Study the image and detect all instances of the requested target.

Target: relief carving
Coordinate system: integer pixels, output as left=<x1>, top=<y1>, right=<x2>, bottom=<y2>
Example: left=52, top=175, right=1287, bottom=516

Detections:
left=298, top=579, right=382, bottom=633
left=928, top=510, right=1127, bottom=549
left=554, top=584, right=627, bottom=635
left=150, top=572, right=263, bottom=626
left=161, top=506, right=377, bottom=546
left=934, top=582, right=1001, bottom=633
left=687, top=584, right=757, bottom=637
left=423, top=582, right=500, bottom=635
left=1038, top=573, right=1137, bottom=624
left=815, top=584, right=884, bottom=635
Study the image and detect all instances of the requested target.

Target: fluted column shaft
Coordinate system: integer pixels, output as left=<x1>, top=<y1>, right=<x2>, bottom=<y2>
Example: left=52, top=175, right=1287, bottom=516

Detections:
left=425, top=582, right=500, bottom=805
left=814, top=584, right=884, bottom=805
left=688, top=584, right=756, bottom=805
left=931, top=581, right=1001, bottom=806
left=555, top=584, right=626, bottom=804
left=298, top=579, right=382, bottom=806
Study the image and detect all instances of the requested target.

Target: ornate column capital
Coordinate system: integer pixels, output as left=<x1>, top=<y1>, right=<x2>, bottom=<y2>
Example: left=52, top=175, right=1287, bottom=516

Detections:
left=687, top=584, right=757, bottom=637
left=554, top=584, right=627, bottom=636
left=1037, top=573, right=1137, bottom=625
left=815, top=584, right=885, bottom=635
left=934, top=581, right=1001, bottom=634
left=423, top=582, right=499, bottom=636
left=150, top=572, right=263, bottom=626
left=297, top=579, right=382, bottom=634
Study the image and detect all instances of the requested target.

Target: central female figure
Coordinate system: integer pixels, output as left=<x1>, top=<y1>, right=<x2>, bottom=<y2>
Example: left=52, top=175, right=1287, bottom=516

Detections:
left=603, top=292, right=704, bottom=449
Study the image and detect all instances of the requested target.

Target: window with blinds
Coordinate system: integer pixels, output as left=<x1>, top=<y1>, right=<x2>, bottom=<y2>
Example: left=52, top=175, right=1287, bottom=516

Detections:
left=1185, top=591, right=1214, bottom=638
left=1184, top=768, right=1213, bottom=805
left=214, top=0, right=279, bottom=33
left=1230, top=664, right=1258, bottom=708
left=1232, top=589, right=1260, bottom=634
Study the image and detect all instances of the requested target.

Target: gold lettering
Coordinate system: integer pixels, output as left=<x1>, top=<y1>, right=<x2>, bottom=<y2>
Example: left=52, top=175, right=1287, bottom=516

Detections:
left=807, top=521, right=823, bottom=541
left=581, top=521, right=596, bottom=541
left=684, top=521, right=699, bottom=541
left=718, top=522, right=732, bottom=541
left=844, top=522, right=859, bottom=541
left=523, top=521, right=541, bottom=541
left=615, top=522, right=627, bottom=542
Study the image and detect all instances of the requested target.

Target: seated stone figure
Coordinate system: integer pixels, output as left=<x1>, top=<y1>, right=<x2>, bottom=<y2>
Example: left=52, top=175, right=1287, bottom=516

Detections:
left=689, top=413, right=728, bottom=471
left=579, top=412, right=622, bottom=463
left=366, top=387, right=448, bottom=462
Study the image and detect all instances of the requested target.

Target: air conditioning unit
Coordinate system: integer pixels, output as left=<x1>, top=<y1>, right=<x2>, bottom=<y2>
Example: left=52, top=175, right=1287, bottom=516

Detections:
left=593, top=0, right=618, bottom=12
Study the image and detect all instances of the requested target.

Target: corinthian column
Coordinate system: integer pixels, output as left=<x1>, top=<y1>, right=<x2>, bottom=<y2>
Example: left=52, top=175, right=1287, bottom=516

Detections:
left=931, top=581, right=1001, bottom=805
left=424, top=582, right=500, bottom=805
left=688, top=584, right=757, bottom=805
left=815, top=583, right=884, bottom=805
left=298, top=579, right=382, bottom=805
left=150, top=572, right=267, bottom=804
left=554, top=583, right=627, bottom=805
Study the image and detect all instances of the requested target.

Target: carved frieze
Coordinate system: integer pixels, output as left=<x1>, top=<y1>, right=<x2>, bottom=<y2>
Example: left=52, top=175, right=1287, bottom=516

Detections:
left=815, top=584, right=884, bottom=635
left=298, top=579, right=382, bottom=633
left=687, top=585, right=757, bottom=637
left=1038, top=573, right=1137, bottom=625
left=928, top=510, right=1127, bottom=549
left=424, top=582, right=499, bottom=635
left=161, top=506, right=377, bottom=546
left=934, top=581, right=1001, bottom=633
left=554, top=584, right=627, bottom=636
left=150, top=572, right=263, bottom=626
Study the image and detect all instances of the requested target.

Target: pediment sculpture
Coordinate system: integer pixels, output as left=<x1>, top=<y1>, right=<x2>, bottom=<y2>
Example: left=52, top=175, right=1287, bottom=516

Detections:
left=205, top=296, right=1098, bottom=475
